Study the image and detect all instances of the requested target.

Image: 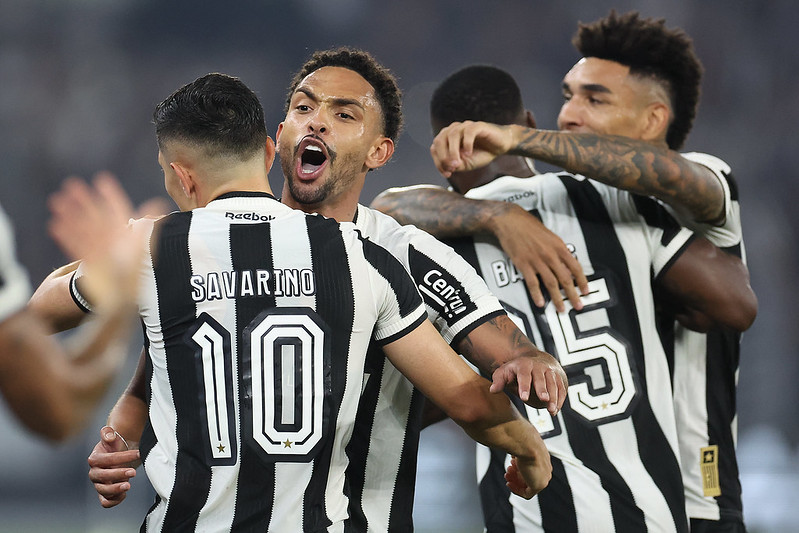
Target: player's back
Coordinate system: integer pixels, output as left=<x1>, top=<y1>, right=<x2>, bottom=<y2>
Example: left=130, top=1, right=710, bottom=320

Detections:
left=452, top=173, right=693, bottom=533
left=136, top=192, right=426, bottom=533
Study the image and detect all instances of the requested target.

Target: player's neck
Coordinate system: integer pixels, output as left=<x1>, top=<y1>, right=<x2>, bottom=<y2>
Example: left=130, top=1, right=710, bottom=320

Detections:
left=449, top=155, right=536, bottom=194
left=281, top=183, right=360, bottom=223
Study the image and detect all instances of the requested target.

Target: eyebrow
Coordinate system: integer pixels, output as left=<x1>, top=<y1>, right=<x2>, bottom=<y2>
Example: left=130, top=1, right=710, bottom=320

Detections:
left=562, top=81, right=613, bottom=94
left=295, top=87, right=365, bottom=110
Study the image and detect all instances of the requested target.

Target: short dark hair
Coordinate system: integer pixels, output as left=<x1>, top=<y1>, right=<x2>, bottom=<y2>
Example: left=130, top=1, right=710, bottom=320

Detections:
left=284, top=47, right=403, bottom=142
left=153, top=73, right=268, bottom=159
left=573, top=10, right=702, bottom=150
left=430, top=65, right=524, bottom=132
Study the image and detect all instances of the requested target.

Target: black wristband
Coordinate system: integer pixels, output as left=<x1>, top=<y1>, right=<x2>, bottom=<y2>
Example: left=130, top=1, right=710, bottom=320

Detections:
left=69, top=270, right=94, bottom=313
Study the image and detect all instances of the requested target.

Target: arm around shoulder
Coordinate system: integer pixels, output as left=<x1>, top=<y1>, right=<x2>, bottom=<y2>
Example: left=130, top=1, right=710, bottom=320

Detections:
left=659, top=236, right=757, bottom=332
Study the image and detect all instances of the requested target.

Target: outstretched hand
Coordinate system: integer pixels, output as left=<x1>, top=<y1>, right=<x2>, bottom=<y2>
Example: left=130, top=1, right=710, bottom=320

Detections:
left=490, top=350, right=568, bottom=416
left=47, top=172, right=168, bottom=309
left=87, top=426, right=141, bottom=508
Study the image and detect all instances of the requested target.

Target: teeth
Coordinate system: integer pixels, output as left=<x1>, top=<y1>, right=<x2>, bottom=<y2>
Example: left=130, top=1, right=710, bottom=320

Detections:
left=306, top=145, right=322, bottom=152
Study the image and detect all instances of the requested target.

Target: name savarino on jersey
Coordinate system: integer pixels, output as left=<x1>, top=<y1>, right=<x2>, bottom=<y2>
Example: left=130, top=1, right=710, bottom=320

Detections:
left=190, top=268, right=314, bottom=302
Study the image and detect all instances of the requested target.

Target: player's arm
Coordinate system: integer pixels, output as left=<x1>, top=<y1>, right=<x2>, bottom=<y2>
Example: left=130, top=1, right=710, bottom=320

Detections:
left=506, top=127, right=726, bottom=224
left=658, top=236, right=757, bottom=332
left=88, top=348, right=148, bottom=508
left=0, top=173, right=162, bottom=442
left=0, top=306, right=126, bottom=441
left=457, top=314, right=566, bottom=415
left=425, top=120, right=725, bottom=224
left=371, top=186, right=588, bottom=313
left=383, top=319, right=552, bottom=498
left=28, top=260, right=88, bottom=332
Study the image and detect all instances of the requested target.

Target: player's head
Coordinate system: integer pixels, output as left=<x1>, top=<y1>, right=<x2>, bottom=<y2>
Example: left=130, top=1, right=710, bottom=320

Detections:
left=277, top=47, right=400, bottom=211
left=154, top=73, right=273, bottom=209
left=558, top=10, right=703, bottom=150
left=430, top=65, right=533, bottom=133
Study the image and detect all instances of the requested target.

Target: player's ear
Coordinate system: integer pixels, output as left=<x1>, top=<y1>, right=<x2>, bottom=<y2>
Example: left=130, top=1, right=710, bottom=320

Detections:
left=275, top=122, right=284, bottom=150
left=641, top=101, right=670, bottom=144
left=264, top=137, right=276, bottom=173
left=365, top=137, right=394, bottom=171
left=170, top=162, right=194, bottom=199
left=525, top=110, right=537, bottom=129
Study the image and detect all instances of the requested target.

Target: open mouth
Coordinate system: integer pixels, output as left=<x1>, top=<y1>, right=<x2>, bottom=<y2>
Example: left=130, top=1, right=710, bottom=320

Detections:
left=297, top=138, right=329, bottom=179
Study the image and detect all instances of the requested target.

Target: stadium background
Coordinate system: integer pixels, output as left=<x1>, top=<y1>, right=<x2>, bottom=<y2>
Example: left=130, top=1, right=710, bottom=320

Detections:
left=0, top=1, right=795, bottom=531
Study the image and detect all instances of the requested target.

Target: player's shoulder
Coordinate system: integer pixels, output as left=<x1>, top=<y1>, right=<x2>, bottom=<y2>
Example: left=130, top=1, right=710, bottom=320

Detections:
left=681, top=151, right=732, bottom=175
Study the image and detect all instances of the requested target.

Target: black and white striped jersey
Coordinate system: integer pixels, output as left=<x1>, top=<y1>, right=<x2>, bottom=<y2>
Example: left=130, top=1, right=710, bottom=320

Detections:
left=664, top=153, right=746, bottom=524
left=454, top=173, right=694, bottom=532
left=136, top=192, right=427, bottom=533
left=344, top=204, right=505, bottom=532
left=0, top=204, right=30, bottom=322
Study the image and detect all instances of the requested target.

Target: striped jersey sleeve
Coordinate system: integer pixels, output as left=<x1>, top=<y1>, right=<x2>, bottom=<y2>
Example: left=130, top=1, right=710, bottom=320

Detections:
left=354, top=204, right=505, bottom=345
left=135, top=193, right=425, bottom=533
left=0, top=204, right=31, bottom=323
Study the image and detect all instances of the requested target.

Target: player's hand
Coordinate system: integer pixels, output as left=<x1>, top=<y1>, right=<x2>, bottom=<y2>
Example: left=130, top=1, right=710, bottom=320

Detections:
left=430, top=121, right=516, bottom=177
left=48, top=171, right=168, bottom=309
left=492, top=203, right=589, bottom=312
left=490, top=351, right=568, bottom=416
left=505, top=454, right=551, bottom=499
left=87, top=426, right=141, bottom=508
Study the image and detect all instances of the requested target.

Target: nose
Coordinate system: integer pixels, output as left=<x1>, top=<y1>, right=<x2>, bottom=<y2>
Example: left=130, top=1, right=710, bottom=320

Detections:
left=557, top=98, right=582, bottom=131
left=308, top=108, right=329, bottom=135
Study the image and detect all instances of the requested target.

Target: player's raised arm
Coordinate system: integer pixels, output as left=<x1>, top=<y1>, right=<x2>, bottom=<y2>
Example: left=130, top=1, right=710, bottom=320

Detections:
left=495, top=126, right=726, bottom=225
left=0, top=174, right=162, bottom=441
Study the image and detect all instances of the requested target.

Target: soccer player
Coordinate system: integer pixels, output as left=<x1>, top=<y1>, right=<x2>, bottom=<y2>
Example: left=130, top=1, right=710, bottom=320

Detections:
left=376, top=11, right=754, bottom=531
left=0, top=175, right=155, bottom=441
left=60, top=49, right=565, bottom=529
left=84, top=72, right=551, bottom=532
left=371, top=62, right=756, bottom=532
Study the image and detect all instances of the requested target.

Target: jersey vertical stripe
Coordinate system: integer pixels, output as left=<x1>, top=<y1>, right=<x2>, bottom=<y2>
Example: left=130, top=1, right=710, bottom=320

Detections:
left=667, top=153, right=746, bottom=524
left=136, top=193, right=426, bottom=532
left=230, top=221, right=279, bottom=531
left=461, top=173, right=692, bottom=532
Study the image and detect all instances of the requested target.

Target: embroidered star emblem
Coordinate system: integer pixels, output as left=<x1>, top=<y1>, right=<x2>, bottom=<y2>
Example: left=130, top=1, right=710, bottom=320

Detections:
left=283, top=439, right=292, bottom=448
left=601, top=402, right=609, bottom=410
left=217, top=444, right=226, bottom=453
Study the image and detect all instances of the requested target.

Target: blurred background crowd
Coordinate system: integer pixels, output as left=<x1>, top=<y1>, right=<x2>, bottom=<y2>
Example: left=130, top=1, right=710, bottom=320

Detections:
left=0, top=0, right=795, bottom=531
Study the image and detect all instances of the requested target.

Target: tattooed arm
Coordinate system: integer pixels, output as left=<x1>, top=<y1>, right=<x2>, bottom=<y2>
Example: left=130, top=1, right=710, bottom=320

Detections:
left=431, top=121, right=725, bottom=224
left=371, top=187, right=588, bottom=312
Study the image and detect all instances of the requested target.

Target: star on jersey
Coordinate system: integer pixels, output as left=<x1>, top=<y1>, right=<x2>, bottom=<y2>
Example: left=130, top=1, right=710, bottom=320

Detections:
left=217, top=444, right=225, bottom=453
left=283, top=439, right=292, bottom=448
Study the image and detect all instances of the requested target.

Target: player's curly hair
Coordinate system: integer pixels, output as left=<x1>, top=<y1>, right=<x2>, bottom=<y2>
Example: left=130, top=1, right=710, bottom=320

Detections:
left=430, top=65, right=524, bottom=133
left=284, top=47, right=403, bottom=143
left=573, top=10, right=703, bottom=150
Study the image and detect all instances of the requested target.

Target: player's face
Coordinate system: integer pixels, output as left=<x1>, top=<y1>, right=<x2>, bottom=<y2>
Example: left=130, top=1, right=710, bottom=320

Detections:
left=276, top=66, right=388, bottom=209
left=557, top=57, right=652, bottom=139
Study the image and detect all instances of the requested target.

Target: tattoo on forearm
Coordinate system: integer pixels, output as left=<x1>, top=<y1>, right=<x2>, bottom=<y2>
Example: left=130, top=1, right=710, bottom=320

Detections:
left=512, top=129, right=722, bottom=222
left=374, top=190, right=502, bottom=238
